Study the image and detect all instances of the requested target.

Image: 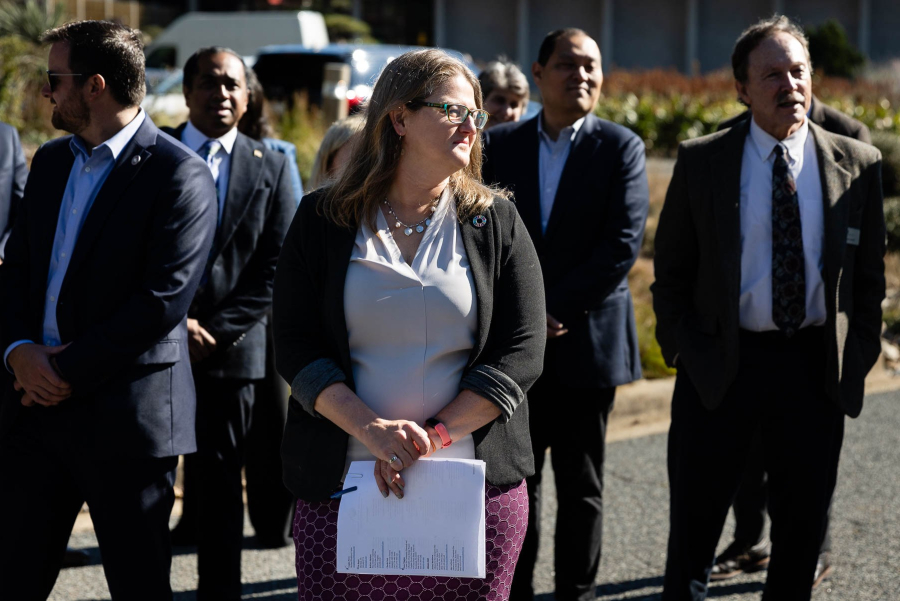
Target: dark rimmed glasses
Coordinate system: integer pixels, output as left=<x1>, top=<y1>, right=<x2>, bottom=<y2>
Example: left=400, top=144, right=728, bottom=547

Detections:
left=408, top=101, right=490, bottom=130
left=46, top=70, right=84, bottom=92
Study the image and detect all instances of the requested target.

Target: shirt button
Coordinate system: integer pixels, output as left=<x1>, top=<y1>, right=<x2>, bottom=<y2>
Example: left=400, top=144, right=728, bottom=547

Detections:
left=49, top=296, right=55, bottom=302
left=84, top=166, right=91, bottom=173
left=60, top=252, right=66, bottom=258
left=72, top=209, right=77, bottom=214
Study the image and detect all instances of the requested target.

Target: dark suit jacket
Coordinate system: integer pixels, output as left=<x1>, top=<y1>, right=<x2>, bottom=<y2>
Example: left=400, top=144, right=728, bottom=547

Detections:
left=274, top=191, right=546, bottom=500
left=0, top=122, right=27, bottom=260
left=0, top=117, right=217, bottom=457
left=482, top=113, right=649, bottom=389
left=652, top=118, right=885, bottom=417
left=164, top=124, right=295, bottom=380
left=718, top=96, right=872, bottom=144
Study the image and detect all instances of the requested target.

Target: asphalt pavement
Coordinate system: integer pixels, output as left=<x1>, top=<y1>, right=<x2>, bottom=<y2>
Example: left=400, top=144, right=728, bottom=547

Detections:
left=49, top=389, right=900, bottom=600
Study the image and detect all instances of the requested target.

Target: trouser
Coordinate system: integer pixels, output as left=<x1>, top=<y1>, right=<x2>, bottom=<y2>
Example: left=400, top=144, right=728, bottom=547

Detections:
left=176, top=322, right=293, bottom=549
left=731, top=433, right=833, bottom=554
left=509, top=367, right=616, bottom=601
left=0, top=408, right=177, bottom=601
left=193, top=374, right=256, bottom=601
left=662, top=327, right=844, bottom=601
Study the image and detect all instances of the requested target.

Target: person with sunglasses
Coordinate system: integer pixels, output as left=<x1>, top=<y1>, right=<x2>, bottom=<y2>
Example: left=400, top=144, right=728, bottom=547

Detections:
left=482, top=29, right=650, bottom=601
left=273, top=48, right=546, bottom=599
left=0, top=20, right=216, bottom=600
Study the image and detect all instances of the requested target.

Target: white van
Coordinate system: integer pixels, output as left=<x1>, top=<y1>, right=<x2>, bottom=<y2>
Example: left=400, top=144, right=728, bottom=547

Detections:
left=145, top=11, right=328, bottom=70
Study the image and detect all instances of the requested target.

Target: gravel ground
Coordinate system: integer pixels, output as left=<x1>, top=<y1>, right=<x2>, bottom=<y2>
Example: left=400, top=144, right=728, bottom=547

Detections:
left=49, top=390, right=900, bottom=600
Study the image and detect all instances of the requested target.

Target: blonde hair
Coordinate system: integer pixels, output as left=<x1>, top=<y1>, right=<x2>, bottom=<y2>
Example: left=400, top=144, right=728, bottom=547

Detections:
left=320, top=48, right=507, bottom=229
left=309, top=115, right=366, bottom=190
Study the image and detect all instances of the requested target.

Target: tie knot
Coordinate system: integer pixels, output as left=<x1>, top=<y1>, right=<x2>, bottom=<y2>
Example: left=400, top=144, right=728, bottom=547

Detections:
left=200, top=139, right=221, bottom=160
left=774, top=143, right=788, bottom=161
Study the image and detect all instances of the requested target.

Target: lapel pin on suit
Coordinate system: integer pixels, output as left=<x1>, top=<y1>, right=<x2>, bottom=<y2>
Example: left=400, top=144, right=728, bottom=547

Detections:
left=473, top=215, right=487, bottom=228
left=131, top=155, right=141, bottom=165
left=253, top=149, right=263, bottom=158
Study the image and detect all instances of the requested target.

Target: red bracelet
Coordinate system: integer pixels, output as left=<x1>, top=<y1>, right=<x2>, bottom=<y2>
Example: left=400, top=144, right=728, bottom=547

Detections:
left=425, top=418, right=452, bottom=448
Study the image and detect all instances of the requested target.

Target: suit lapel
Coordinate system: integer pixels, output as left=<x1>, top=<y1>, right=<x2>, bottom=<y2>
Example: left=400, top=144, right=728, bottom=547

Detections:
left=544, top=115, right=603, bottom=242
left=36, top=142, right=75, bottom=286
left=215, top=133, right=264, bottom=256
left=62, top=118, right=155, bottom=292
left=508, top=117, right=542, bottom=250
left=460, top=210, right=492, bottom=363
left=811, top=123, right=851, bottom=290
left=710, top=118, right=747, bottom=302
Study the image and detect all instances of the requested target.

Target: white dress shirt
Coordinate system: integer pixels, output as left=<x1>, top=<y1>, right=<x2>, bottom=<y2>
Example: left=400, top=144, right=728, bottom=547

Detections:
left=181, top=120, right=238, bottom=214
left=739, top=117, right=826, bottom=331
left=538, top=113, right=585, bottom=233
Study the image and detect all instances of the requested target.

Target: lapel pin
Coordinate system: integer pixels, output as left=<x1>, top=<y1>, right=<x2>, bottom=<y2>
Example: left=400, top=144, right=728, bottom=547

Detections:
left=473, top=215, right=487, bottom=228
left=131, top=155, right=141, bottom=165
left=253, top=149, right=263, bottom=158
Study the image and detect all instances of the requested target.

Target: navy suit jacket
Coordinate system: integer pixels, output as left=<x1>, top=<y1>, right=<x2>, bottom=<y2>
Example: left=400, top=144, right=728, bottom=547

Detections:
left=0, top=116, right=217, bottom=457
left=164, top=124, right=295, bottom=380
left=482, top=113, right=649, bottom=388
left=0, top=122, right=27, bottom=260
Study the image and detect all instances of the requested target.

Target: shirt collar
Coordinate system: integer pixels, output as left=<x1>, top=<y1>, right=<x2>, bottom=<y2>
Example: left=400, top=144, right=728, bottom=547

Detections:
left=748, top=115, right=808, bottom=164
left=70, top=108, right=147, bottom=160
left=537, top=112, right=586, bottom=144
left=183, top=120, right=238, bottom=155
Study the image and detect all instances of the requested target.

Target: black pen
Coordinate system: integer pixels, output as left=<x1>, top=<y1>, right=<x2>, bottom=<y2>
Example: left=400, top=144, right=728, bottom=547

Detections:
left=330, top=485, right=358, bottom=499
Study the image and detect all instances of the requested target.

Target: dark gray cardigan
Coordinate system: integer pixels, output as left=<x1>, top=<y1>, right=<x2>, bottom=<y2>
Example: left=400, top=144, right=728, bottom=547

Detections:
left=273, top=189, right=546, bottom=501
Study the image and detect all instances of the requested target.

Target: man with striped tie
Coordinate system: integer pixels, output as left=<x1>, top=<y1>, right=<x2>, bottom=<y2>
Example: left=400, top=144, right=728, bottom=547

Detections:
left=163, top=46, right=295, bottom=601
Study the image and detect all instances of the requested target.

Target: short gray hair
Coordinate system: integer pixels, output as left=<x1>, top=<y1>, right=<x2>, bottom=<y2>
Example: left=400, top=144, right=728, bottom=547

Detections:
left=732, top=15, right=812, bottom=84
left=478, top=59, right=529, bottom=103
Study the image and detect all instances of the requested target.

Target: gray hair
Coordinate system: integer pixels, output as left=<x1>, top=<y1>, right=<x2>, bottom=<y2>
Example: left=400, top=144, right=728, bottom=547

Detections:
left=478, top=59, right=529, bottom=104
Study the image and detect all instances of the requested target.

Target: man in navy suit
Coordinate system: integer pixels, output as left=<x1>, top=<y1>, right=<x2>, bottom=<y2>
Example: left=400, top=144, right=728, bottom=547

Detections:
left=482, top=28, right=649, bottom=601
left=0, top=121, right=27, bottom=265
left=162, top=47, right=294, bottom=601
left=0, top=21, right=216, bottom=600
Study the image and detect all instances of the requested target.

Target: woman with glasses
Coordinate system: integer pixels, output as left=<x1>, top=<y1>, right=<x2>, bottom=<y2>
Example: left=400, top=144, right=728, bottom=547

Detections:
left=273, top=48, right=546, bottom=599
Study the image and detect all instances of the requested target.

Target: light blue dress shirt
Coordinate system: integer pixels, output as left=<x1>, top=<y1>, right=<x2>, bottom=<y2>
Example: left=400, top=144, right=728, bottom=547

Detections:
left=181, top=120, right=236, bottom=219
left=537, top=112, right=585, bottom=234
left=4, top=110, right=147, bottom=367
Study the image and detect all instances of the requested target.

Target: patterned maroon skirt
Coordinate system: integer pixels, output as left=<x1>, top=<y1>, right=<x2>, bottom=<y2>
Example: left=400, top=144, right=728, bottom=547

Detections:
left=293, top=480, right=528, bottom=600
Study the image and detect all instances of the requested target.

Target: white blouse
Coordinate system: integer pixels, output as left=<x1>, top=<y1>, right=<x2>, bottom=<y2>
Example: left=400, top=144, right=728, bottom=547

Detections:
left=342, top=189, right=478, bottom=475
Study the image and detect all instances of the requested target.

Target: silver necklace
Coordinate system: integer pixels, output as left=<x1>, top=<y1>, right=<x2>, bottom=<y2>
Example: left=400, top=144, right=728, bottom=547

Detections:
left=383, top=197, right=438, bottom=236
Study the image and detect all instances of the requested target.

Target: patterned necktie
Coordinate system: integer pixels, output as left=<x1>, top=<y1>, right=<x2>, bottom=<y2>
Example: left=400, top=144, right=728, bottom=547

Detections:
left=199, top=139, right=224, bottom=225
left=771, top=143, right=806, bottom=336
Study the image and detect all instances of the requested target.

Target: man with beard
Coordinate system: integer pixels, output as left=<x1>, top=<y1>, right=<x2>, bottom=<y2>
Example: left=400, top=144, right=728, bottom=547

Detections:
left=483, top=28, right=649, bottom=601
left=163, top=47, right=294, bottom=601
left=652, top=15, right=884, bottom=601
left=0, top=20, right=216, bottom=600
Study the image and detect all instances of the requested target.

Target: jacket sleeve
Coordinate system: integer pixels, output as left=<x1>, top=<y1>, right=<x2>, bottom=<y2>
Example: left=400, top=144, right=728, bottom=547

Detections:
left=273, top=195, right=348, bottom=417
left=53, top=155, right=217, bottom=391
left=0, top=126, right=27, bottom=260
left=651, top=143, right=699, bottom=366
left=460, top=204, right=546, bottom=422
left=201, top=154, right=295, bottom=347
left=544, top=134, right=649, bottom=318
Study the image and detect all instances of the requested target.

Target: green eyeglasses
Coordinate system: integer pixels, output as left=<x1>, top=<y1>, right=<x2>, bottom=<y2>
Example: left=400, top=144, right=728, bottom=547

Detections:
left=408, top=101, right=490, bottom=130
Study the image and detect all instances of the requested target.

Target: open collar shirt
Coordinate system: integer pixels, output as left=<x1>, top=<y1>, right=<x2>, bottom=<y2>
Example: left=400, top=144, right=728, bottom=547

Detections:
left=537, top=112, right=585, bottom=234
left=739, top=116, right=826, bottom=331
left=4, top=109, right=147, bottom=367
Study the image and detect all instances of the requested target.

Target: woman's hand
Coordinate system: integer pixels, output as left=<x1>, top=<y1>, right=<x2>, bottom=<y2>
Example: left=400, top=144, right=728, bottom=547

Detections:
left=359, top=418, right=432, bottom=497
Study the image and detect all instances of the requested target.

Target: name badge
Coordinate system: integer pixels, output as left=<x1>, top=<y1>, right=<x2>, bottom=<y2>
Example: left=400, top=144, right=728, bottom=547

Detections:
left=847, top=227, right=860, bottom=246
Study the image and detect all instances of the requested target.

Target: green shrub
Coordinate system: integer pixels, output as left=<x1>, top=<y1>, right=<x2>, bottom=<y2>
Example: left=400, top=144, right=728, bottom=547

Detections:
left=633, top=298, right=676, bottom=379
left=324, top=13, right=377, bottom=43
left=276, top=94, right=328, bottom=187
left=871, top=130, right=900, bottom=198
left=0, top=35, right=51, bottom=140
left=884, top=196, right=900, bottom=253
left=807, top=20, right=865, bottom=79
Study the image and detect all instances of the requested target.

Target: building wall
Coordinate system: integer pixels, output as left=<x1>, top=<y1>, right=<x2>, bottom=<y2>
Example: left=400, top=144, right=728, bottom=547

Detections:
left=697, top=0, right=771, bottom=72
left=436, top=0, right=899, bottom=74
left=869, top=0, right=900, bottom=62
left=610, top=0, right=686, bottom=70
